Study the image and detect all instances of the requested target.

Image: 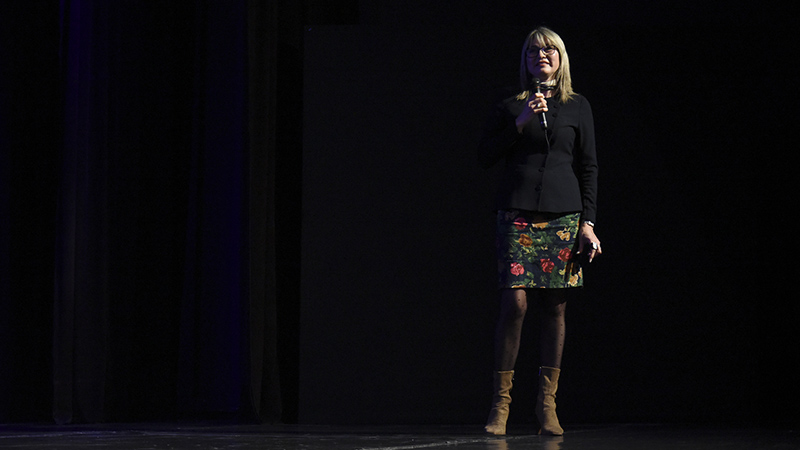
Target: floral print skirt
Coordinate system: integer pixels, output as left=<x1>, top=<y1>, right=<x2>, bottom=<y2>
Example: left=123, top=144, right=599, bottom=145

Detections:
left=496, top=210, right=583, bottom=289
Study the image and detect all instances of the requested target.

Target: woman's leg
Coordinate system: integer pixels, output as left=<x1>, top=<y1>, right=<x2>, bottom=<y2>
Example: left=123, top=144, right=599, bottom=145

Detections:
left=485, top=288, right=527, bottom=435
left=535, top=289, right=567, bottom=435
left=494, top=288, right=528, bottom=371
left=538, top=289, right=567, bottom=369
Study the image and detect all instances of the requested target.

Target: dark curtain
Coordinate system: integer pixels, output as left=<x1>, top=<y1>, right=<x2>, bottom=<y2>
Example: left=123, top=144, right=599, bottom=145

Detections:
left=1, top=0, right=295, bottom=424
left=0, top=2, right=61, bottom=423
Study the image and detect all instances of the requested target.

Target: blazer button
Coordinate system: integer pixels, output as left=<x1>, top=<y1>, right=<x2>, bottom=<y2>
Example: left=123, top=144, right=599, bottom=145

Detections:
left=535, top=185, right=542, bottom=192
left=539, top=167, right=545, bottom=172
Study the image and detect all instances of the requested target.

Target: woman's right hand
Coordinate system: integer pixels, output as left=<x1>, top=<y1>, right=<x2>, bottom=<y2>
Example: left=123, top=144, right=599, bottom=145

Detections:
left=516, top=92, right=548, bottom=133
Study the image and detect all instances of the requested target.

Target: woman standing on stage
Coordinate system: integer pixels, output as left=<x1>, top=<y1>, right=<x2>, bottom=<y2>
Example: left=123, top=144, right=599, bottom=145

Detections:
left=478, top=26, right=601, bottom=436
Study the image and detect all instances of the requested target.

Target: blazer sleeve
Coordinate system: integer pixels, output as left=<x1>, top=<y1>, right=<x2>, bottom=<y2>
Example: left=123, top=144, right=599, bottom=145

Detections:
left=477, top=101, right=521, bottom=169
left=575, top=96, right=598, bottom=223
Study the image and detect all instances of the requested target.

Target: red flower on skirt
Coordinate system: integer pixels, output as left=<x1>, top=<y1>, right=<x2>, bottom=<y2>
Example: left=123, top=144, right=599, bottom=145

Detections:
left=540, top=259, right=555, bottom=273
left=558, top=247, right=572, bottom=262
left=510, top=262, right=525, bottom=276
left=513, top=217, right=528, bottom=230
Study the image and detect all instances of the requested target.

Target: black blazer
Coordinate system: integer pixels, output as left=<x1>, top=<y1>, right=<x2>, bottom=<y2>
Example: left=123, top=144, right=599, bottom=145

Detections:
left=478, top=93, right=598, bottom=223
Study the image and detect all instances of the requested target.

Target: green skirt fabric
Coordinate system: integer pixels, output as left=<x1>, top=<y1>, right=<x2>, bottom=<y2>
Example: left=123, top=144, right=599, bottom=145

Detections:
left=496, top=210, right=583, bottom=289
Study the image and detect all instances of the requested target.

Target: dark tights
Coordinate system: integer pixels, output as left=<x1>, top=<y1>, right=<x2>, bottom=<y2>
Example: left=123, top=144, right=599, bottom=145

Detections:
left=493, top=288, right=567, bottom=371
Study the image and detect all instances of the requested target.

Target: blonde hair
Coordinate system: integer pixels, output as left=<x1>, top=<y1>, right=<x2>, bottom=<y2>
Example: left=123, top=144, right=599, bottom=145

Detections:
left=517, top=27, right=577, bottom=103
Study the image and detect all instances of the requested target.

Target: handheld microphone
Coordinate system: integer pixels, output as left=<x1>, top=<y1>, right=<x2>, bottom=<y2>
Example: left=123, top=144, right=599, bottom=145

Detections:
left=534, top=79, right=548, bottom=130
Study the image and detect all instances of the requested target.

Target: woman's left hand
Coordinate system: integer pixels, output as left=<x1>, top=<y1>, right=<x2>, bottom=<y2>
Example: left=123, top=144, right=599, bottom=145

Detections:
left=577, top=223, right=602, bottom=263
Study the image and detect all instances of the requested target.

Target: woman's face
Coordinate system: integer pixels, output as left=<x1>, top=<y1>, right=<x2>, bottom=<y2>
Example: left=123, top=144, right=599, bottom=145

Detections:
left=526, top=39, right=560, bottom=82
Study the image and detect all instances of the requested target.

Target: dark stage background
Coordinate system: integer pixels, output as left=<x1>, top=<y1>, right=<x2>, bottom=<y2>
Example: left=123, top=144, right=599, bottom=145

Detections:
left=299, top=1, right=795, bottom=425
left=1, top=0, right=795, bottom=428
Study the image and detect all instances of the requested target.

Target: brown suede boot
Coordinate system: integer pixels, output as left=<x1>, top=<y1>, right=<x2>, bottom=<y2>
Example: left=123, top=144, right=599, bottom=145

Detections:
left=484, top=370, right=514, bottom=435
left=535, top=366, right=564, bottom=435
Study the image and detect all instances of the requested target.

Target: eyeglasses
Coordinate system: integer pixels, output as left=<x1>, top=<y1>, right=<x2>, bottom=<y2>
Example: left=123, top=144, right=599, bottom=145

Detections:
left=526, top=45, right=558, bottom=57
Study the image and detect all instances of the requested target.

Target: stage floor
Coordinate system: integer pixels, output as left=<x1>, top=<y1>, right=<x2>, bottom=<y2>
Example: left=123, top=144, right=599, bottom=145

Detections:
left=0, top=423, right=797, bottom=449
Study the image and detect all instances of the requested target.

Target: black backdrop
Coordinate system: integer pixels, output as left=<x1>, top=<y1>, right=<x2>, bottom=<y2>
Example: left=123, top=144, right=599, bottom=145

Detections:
left=1, top=0, right=796, bottom=427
